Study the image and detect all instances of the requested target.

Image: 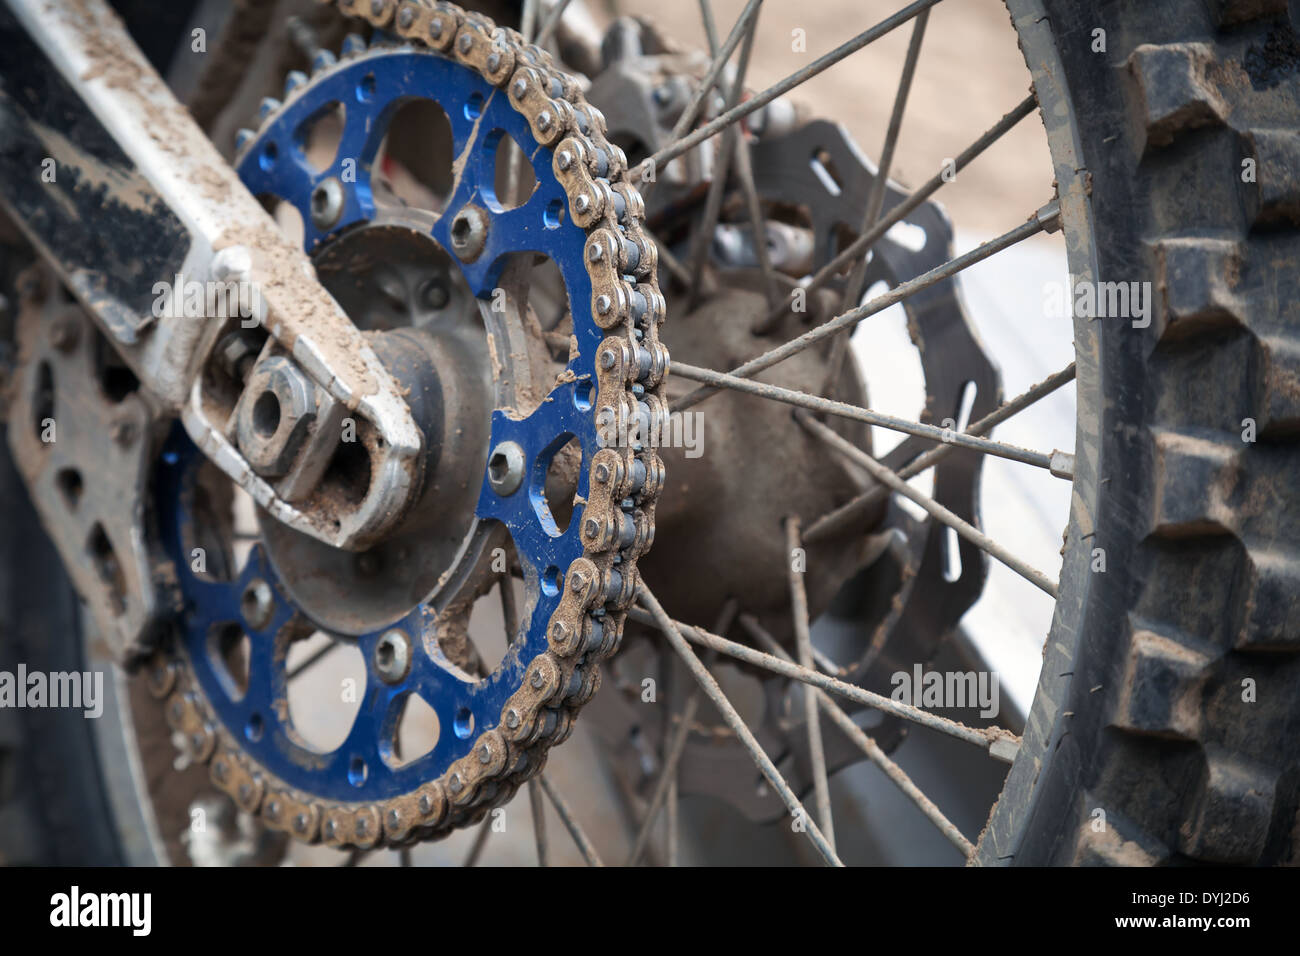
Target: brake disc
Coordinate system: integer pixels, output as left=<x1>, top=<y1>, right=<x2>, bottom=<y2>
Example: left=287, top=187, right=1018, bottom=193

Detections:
left=582, top=19, right=1003, bottom=820
left=145, top=0, right=667, bottom=848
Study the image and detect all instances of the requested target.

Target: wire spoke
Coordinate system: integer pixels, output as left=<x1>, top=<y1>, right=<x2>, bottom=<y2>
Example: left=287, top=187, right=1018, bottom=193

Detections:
left=534, top=0, right=575, bottom=48
left=752, top=94, right=1037, bottom=335
left=797, top=411, right=1060, bottom=597
left=675, top=201, right=1060, bottom=412
left=634, top=0, right=945, bottom=182
left=663, top=0, right=764, bottom=159
left=787, top=518, right=835, bottom=851
left=637, top=584, right=843, bottom=866
left=670, top=360, right=1059, bottom=469
left=528, top=779, right=549, bottom=867
left=686, top=9, right=761, bottom=308
left=286, top=639, right=340, bottom=681
left=626, top=599, right=738, bottom=866
left=462, top=817, right=492, bottom=867
left=742, top=616, right=974, bottom=858
left=805, top=361, right=1077, bottom=542
left=538, top=774, right=604, bottom=866
left=820, top=9, right=930, bottom=394
left=843, top=8, right=929, bottom=312
left=625, top=605, right=1019, bottom=760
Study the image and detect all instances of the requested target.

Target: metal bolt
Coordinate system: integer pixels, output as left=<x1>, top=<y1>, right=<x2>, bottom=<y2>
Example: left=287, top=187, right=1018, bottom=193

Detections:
left=478, top=743, right=491, bottom=763
left=594, top=461, right=611, bottom=483
left=512, top=78, right=527, bottom=98
left=551, top=621, right=570, bottom=645
left=213, top=760, right=227, bottom=782
left=570, top=569, right=588, bottom=593
left=388, top=809, right=400, bottom=829
left=575, top=194, right=591, bottom=214
left=241, top=578, right=274, bottom=630
left=397, top=6, right=414, bottom=30
left=238, top=782, right=252, bottom=802
left=487, top=51, right=501, bottom=72
left=310, top=177, right=345, bottom=231
left=587, top=241, right=603, bottom=262
left=324, top=819, right=337, bottom=838
left=448, top=773, right=463, bottom=794
left=419, top=794, right=433, bottom=815
left=449, top=205, right=489, bottom=262
left=266, top=800, right=280, bottom=820
left=373, top=629, right=412, bottom=684
left=429, top=16, right=444, bottom=39
left=595, top=294, right=612, bottom=315
left=584, top=517, right=601, bottom=539
left=212, top=245, right=252, bottom=282
left=531, top=668, right=545, bottom=689
left=600, top=348, right=617, bottom=369
left=356, top=817, right=368, bottom=836
left=487, top=441, right=525, bottom=496
left=505, top=708, right=520, bottom=729
left=536, top=110, right=552, bottom=131
left=556, top=149, right=573, bottom=171
left=295, top=813, right=309, bottom=833
left=457, top=33, right=472, bottom=53
left=371, top=0, right=385, bottom=15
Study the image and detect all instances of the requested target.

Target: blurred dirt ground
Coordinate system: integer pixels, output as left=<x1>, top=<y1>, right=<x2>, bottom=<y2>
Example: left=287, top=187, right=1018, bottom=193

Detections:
left=600, top=0, right=1056, bottom=233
